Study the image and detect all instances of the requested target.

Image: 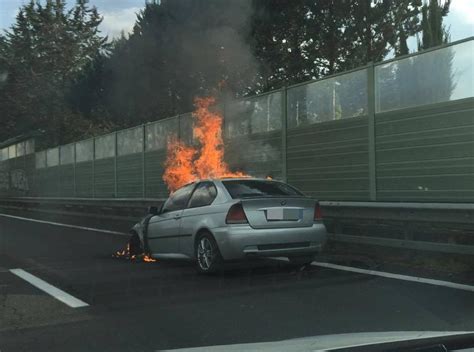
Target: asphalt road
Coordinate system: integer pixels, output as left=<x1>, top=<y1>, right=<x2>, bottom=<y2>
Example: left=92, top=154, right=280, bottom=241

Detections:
left=1, top=211, right=474, bottom=352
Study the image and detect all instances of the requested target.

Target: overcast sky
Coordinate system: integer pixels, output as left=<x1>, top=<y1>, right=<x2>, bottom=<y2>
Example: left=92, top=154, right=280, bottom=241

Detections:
left=0, top=0, right=473, bottom=45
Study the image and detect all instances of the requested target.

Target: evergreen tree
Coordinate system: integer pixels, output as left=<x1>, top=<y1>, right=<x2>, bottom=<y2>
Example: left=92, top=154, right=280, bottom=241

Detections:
left=416, top=0, right=454, bottom=104
left=419, top=0, right=451, bottom=49
left=0, top=0, right=109, bottom=145
left=250, top=0, right=423, bottom=92
left=378, top=0, right=452, bottom=112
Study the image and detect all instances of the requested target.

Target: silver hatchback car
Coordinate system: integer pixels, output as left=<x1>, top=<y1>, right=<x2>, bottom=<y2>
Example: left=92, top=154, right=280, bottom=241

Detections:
left=131, top=178, right=327, bottom=273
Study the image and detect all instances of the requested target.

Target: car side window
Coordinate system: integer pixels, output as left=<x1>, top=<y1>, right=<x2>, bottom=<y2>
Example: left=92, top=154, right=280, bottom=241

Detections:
left=162, top=183, right=195, bottom=213
left=187, top=182, right=217, bottom=208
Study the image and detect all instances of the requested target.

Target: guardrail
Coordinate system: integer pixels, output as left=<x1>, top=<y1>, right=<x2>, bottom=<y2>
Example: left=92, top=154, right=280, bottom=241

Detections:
left=0, top=197, right=164, bottom=221
left=1, top=197, right=473, bottom=255
left=322, top=201, right=474, bottom=256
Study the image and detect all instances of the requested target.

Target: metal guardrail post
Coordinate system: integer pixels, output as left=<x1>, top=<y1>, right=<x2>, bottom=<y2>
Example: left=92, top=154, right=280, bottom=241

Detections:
left=73, top=144, right=77, bottom=197
left=44, top=150, right=48, bottom=197
left=92, top=138, right=96, bottom=198
left=142, top=124, right=146, bottom=198
left=281, top=86, right=288, bottom=183
left=367, top=63, right=377, bottom=201
left=114, top=132, right=118, bottom=198
left=58, top=147, right=61, bottom=197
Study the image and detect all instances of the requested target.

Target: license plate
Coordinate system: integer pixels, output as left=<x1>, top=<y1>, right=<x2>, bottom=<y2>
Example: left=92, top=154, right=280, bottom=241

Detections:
left=266, top=208, right=300, bottom=221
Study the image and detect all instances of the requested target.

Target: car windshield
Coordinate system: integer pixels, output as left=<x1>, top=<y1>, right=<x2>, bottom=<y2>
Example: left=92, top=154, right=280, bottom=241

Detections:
left=222, top=180, right=304, bottom=198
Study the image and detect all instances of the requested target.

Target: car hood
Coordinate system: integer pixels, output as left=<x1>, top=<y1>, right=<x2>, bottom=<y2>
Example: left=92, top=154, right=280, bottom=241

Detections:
left=162, top=331, right=474, bottom=352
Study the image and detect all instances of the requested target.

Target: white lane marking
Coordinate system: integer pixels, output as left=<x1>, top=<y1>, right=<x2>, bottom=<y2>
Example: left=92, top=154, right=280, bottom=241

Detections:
left=9, top=269, right=89, bottom=308
left=312, top=261, right=474, bottom=293
left=0, top=213, right=128, bottom=236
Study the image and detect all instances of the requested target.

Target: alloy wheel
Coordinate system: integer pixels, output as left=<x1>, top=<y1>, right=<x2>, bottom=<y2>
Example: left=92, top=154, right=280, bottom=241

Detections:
left=197, top=237, right=214, bottom=270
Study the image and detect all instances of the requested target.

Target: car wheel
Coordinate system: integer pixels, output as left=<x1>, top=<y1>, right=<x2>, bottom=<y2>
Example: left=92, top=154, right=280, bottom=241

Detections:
left=195, top=232, right=222, bottom=274
left=288, top=255, right=314, bottom=268
left=129, top=232, right=144, bottom=256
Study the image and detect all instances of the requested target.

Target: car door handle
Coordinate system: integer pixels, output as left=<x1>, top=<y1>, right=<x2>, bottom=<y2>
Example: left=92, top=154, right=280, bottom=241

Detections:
left=174, top=214, right=181, bottom=220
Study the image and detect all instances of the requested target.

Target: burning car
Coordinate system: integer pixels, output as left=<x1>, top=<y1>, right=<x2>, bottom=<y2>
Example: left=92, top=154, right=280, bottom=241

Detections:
left=129, top=177, right=328, bottom=273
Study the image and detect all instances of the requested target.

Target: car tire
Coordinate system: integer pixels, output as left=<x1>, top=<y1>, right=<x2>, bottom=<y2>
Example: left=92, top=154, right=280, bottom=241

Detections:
left=129, top=232, right=144, bottom=256
left=288, top=255, right=314, bottom=268
left=195, top=232, right=223, bottom=274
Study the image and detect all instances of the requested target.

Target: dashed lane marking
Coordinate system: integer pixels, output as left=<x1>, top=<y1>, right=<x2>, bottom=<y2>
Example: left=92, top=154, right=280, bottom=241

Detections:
left=9, top=268, right=89, bottom=308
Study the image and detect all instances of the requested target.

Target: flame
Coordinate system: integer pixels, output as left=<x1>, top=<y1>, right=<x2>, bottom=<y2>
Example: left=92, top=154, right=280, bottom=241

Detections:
left=163, top=137, right=197, bottom=190
left=113, top=243, right=130, bottom=258
left=143, top=255, right=157, bottom=262
left=112, top=242, right=156, bottom=263
left=163, top=96, right=248, bottom=192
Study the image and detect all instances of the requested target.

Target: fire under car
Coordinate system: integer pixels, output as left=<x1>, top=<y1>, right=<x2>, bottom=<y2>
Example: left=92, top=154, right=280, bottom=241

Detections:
left=129, top=178, right=328, bottom=273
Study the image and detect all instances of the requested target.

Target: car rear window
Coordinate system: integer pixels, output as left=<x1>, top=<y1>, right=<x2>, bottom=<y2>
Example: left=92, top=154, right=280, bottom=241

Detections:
left=222, top=180, right=304, bottom=199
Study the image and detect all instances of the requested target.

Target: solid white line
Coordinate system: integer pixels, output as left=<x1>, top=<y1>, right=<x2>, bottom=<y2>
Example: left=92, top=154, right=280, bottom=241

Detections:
left=0, top=213, right=128, bottom=236
left=9, top=269, right=89, bottom=308
left=312, top=261, right=474, bottom=293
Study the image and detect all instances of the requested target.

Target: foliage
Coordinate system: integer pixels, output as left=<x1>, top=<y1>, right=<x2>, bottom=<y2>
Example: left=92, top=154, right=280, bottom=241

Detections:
left=377, top=0, right=453, bottom=112
left=0, top=0, right=110, bottom=146
left=418, top=0, right=451, bottom=49
left=250, top=0, right=424, bottom=91
left=416, top=0, right=454, bottom=104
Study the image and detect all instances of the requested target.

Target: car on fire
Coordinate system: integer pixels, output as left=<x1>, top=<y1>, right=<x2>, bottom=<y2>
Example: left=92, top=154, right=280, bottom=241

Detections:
left=130, top=178, right=328, bottom=273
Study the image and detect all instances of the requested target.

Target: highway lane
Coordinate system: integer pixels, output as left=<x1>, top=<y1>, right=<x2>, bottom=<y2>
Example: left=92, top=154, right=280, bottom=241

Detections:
left=1, top=213, right=474, bottom=351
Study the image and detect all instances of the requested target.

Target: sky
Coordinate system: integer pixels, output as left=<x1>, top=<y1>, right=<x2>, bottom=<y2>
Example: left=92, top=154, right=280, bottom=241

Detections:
left=0, top=0, right=144, bottom=38
left=0, top=0, right=473, bottom=45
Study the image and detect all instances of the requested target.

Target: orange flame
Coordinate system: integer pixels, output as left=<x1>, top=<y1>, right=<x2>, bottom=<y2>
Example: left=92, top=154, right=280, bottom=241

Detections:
left=163, top=137, right=197, bottom=191
left=163, top=96, right=248, bottom=192
left=113, top=243, right=130, bottom=258
left=143, top=255, right=157, bottom=262
left=112, top=243, right=157, bottom=263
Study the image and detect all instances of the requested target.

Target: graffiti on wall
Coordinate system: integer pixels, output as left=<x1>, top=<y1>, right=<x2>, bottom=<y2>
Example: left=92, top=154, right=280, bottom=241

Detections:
left=0, top=169, right=29, bottom=192
left=0, top=171, right=8, bottom=190
left=11, top=169, right=29, bottom=192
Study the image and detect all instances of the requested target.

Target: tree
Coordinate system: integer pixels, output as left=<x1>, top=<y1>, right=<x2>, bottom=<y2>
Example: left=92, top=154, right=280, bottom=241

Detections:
left=0, top=0, right=109, bottom=146
left=416, top=0, right=454, bottom=104
left=250, top=0, right=423, bottom=92
left=378, top=0, right=452, bottom=112
left=419, top=0, right=451, bottom=49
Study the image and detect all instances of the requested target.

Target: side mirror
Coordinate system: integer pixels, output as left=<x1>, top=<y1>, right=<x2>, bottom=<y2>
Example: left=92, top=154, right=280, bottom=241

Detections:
left=148, top=206, right=159, bottom=215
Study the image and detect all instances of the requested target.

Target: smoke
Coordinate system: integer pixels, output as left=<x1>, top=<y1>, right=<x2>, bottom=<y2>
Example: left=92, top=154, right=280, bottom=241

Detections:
left=222, top=92, right=283, bottom=180
left=158, top=0, right=275, bottom=178
left=172, top=0, right=260, bottom=97
left=224, top=134, right=282, bottom=180
left=99, top=0, right=265, bottom=126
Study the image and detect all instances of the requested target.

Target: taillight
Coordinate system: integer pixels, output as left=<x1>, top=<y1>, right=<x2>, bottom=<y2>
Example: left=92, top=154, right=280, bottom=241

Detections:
left=226, top=203, right=248, bottom=224
left=314, top=203, right=323, bottom=221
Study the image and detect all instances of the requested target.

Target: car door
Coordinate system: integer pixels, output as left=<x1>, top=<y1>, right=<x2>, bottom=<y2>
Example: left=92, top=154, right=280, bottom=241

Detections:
left=147, top=183, right=196, bottom=254
left=179, top=181, right=218, bottom=257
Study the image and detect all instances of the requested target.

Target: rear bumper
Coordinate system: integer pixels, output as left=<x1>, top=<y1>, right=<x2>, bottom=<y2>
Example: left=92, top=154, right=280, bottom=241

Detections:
left=211, top=223, right=327, bottom=260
